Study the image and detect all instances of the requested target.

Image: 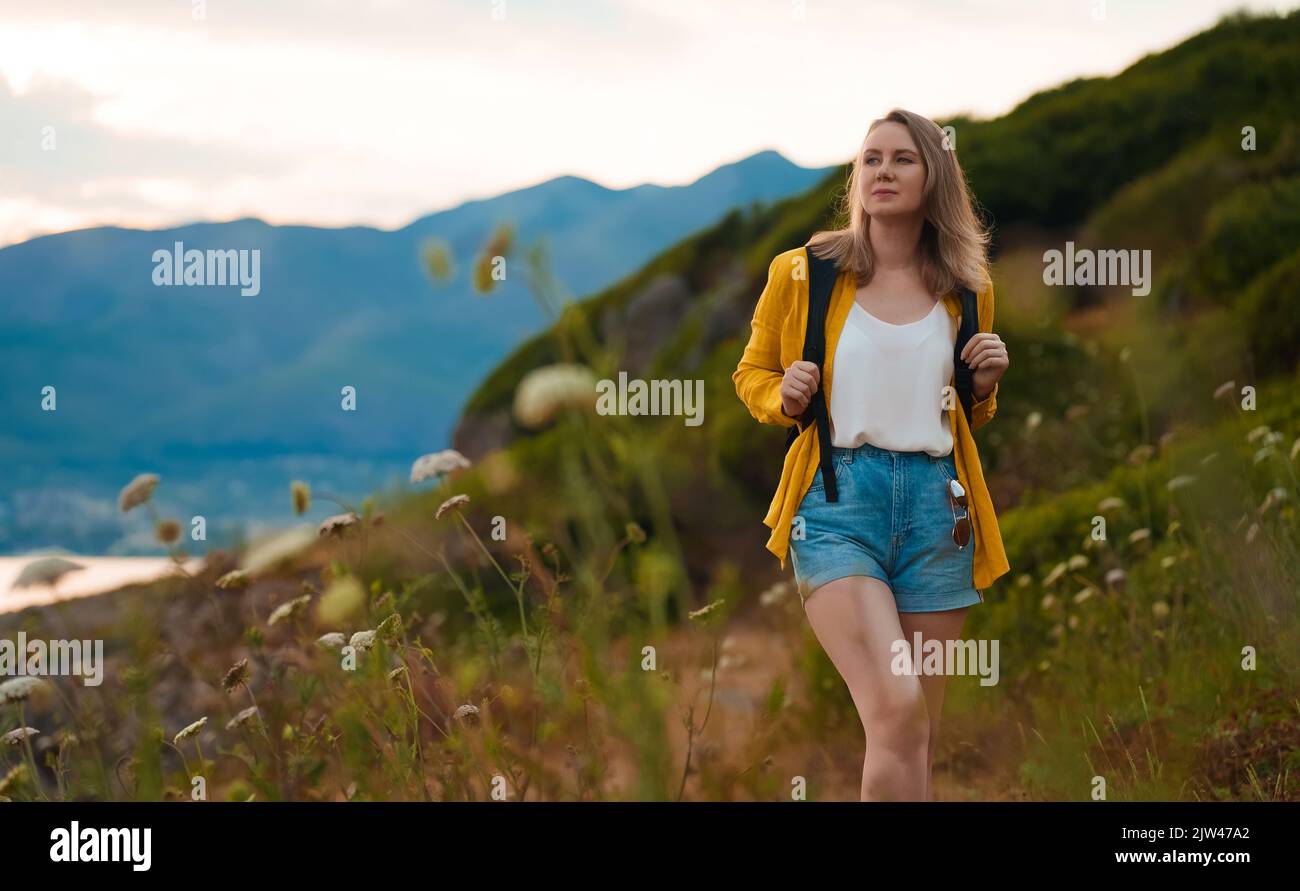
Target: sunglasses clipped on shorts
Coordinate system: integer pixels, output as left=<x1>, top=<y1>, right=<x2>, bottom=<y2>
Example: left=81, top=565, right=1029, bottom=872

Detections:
left=947, top=478, right=971, bottom=549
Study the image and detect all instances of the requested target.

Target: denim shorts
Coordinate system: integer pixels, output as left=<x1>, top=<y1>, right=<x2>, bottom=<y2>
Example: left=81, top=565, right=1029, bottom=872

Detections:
left=789, top=441, right=983, bottom=612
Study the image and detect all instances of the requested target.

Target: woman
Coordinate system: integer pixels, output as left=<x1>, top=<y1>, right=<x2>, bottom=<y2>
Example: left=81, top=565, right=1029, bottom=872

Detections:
left=732, top=108, right=1011, bottom=801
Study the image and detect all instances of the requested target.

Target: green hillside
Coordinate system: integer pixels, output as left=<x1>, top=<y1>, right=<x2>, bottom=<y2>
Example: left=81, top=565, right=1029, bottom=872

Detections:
left=458, top=8, right=1300, bottom=445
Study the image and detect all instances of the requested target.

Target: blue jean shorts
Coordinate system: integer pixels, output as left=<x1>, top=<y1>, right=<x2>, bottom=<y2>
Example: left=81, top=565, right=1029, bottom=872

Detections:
left=789, top=441, right=983, bottom=612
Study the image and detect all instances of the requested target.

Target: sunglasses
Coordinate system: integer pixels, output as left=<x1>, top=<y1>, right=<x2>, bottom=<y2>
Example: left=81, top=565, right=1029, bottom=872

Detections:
left=947, top=478, right=971, bottom=549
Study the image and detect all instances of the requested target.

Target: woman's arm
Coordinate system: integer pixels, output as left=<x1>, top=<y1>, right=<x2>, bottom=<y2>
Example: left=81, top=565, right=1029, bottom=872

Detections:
left=732, top=252, right=801, bottom=429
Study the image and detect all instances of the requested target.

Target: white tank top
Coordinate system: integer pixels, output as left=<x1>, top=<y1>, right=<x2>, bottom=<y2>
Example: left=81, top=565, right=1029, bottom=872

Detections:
left=828, top=298, right=954, bottom=456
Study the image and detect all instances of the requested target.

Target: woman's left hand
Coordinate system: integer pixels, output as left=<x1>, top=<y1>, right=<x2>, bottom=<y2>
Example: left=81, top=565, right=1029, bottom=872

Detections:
left=961, top=332, right=1009, bottom=399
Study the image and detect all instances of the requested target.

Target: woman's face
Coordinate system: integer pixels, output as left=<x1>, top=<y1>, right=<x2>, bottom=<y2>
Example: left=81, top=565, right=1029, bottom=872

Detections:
left=858, top=121, right=926, bottom=219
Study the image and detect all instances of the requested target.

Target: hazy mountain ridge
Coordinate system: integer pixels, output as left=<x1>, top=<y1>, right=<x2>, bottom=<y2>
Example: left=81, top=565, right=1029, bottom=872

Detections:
left=1, top=150, right=834, bottom=553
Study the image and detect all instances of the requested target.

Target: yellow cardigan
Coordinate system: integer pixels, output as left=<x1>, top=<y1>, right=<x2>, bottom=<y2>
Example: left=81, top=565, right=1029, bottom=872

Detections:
left=731, top=246, right=1010, bottom=591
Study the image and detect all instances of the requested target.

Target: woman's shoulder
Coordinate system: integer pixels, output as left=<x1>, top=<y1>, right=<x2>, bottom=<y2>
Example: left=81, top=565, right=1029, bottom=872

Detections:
left=769, top=246, right=810, bottom=278
left=755, top=247, right=811, bottom=309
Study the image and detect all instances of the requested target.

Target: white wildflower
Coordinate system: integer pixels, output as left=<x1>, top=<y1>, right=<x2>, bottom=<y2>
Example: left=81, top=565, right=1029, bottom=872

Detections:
left=316, top=632, right=347, bottom=650
left=512, top=363, right=598, bottom=429
left=1042, top=562, right=1067, bottom=587
left=0, top=677, right=49, bottom=704
left=2, top=728, right=39, bottom=746
left=349, top=629, right=377, bottom=652
left=436, top=494, right=470, bottom=519
left=1127, top=444, right=1155, bottom=465
left=1259, top=487, right=1289, bottom=515
left=226, top=706, right=260, bottom=731
left=267, top=594, right=311, bottom=627
left=118, top=473, right=160, bottom=512
left=410, top=449, right=472, bottom=483
left=215, top=569, right=250, bottom=590
left=318, top=512, right=360, bottom=537
left=173, top=717, right=208, bottom=746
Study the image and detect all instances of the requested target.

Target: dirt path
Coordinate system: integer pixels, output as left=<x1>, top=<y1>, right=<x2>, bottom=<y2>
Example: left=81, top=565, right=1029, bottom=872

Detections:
left=659, top=616, right=1034, bottom=801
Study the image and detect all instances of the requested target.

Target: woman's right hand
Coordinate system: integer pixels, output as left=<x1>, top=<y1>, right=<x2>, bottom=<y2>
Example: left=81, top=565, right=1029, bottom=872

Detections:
left=781, top=360, right=821, bottom=420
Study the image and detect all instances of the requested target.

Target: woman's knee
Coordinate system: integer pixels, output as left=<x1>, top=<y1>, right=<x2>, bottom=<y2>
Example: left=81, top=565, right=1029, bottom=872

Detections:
left=861, top=683, right=930, bottom=747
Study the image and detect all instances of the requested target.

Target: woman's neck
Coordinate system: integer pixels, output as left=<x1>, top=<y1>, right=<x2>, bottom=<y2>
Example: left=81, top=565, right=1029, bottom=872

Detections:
left=867, top=215, right=924, bottom=273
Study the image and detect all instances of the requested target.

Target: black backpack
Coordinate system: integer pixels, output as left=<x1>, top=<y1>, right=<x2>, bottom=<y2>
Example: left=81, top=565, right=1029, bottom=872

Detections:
left=783, top=246, right=981, bottom=502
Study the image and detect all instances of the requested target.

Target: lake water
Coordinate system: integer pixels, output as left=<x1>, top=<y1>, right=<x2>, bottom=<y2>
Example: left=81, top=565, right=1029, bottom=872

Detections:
left=2, top=453, right=412, bottom=555
left=0, top=555, right=208, bottom=616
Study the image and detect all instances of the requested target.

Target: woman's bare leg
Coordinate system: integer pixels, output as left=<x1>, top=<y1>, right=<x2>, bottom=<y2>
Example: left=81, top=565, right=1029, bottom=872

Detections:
left=898, top=607, right=970, bottom=801
left=803, top=575, right=929, bottom=801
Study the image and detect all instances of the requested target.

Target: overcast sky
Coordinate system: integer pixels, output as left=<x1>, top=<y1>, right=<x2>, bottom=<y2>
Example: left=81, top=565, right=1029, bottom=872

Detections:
left=0, top=0, right=1291, bottom=246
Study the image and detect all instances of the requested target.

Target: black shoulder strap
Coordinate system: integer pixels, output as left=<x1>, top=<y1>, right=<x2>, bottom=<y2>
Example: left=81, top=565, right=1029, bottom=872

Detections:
left=953, top=286, right=979, bottom=428
left=783, top=246, right=841, bottom=501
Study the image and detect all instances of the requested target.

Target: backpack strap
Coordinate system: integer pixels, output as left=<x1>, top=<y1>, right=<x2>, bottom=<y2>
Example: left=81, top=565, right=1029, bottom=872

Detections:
left=783, top=246, right=841, bottom=501
left=953, top=285, right=979, bottom=428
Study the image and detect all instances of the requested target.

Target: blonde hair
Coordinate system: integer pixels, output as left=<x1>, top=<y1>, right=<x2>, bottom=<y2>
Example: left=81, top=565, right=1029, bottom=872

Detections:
left=806, top=108, right=991, bottom=296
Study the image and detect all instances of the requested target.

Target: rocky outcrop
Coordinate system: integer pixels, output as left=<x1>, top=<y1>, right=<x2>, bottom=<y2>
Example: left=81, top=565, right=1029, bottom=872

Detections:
left=599, top=273, right=693, bottom=378
left=451, top=407, right=515, bottom=463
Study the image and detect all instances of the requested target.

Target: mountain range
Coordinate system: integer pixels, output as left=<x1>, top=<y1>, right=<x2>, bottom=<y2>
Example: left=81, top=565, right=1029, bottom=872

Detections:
left=0, top=150, right=835, bottom=554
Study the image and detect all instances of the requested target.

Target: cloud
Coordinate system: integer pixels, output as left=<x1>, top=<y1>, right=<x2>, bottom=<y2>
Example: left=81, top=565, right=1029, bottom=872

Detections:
left=0, top=76, right=284, bottom=184
left=0, top=0, right=1285, bottom=246
left=0, top=74, right=289, bottom=242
